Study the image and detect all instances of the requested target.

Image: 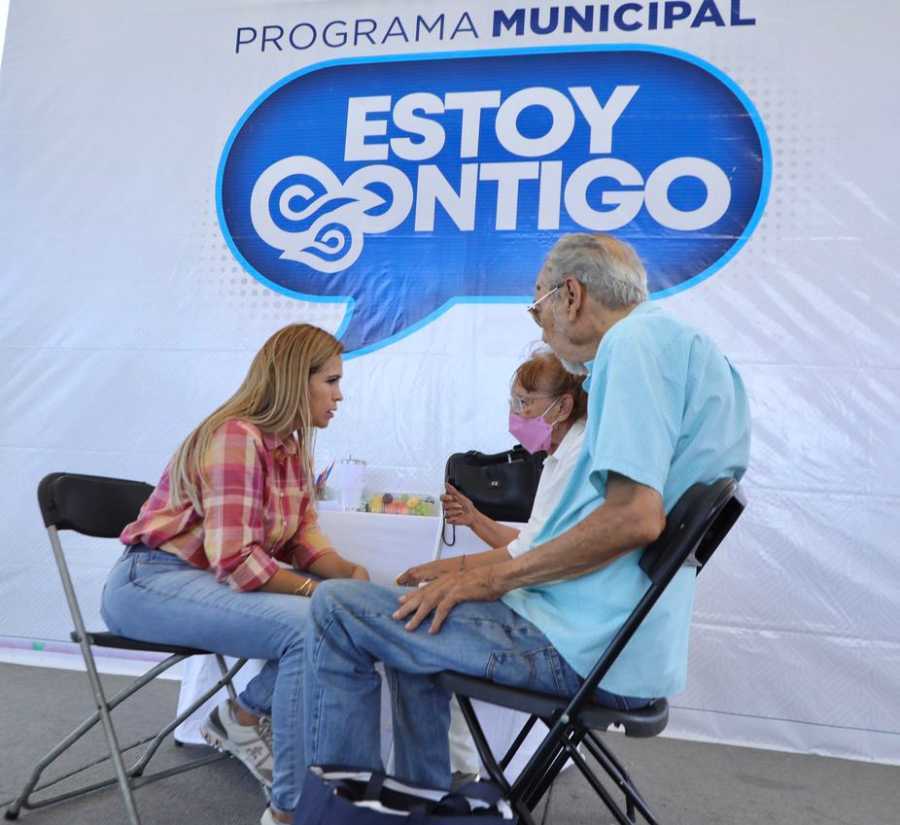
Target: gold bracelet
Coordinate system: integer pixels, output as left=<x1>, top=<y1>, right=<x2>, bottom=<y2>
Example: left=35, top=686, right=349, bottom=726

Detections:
left=459, top=554, right=466, bottom=572
left=293, top=578, right=314, bottom=597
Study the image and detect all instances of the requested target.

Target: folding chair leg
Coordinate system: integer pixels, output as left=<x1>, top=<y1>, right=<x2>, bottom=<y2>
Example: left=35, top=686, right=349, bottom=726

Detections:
left=4, top=708, right=137, bottom=821
left=5, top=702, right=125, bottom=819
left=582, top=732, right=656, bottom=824
left=453, top=697, right=540, bottom=825
left=5, top=653, right=247, bottom=820
left=584, top=731, right=640, bottom=795
left=520, top=727, right=586, bottom=811
left=218, top=655, right=240, bottom=704
left=5, top=656, right=141, bottom=822
left=94, top=694, right=142, bottom=825
left=563, top=738, right=664, bottom=825
left=560, top=741, right=637, bottom=825
left=520, top=745, right=563, bottom=811
left=130, top=656, right=246, bottom=777
left=69, top=641, right=142, bottom=824
left=454, top=696, right=511, bottom=794
left=13, top=525, right=142, bottom=822
left=5, top=652, right=184, bottom=817
left=10, top=529, right=251, bottom=821
left=498, top=713, right=539, bottom=771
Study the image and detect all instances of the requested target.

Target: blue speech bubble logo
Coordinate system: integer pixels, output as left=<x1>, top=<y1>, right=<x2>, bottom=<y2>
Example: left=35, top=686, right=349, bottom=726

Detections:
left=218, top=45, right=770, bottom=356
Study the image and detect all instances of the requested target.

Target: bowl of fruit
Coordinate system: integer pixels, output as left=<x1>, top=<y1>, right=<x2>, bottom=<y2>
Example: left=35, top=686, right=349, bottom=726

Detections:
left=365, top=493, right=437, bottom=516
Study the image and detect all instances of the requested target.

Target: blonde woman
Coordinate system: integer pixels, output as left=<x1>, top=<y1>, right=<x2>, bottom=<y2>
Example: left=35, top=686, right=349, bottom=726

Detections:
left=101, top=324, right=367, bottom=825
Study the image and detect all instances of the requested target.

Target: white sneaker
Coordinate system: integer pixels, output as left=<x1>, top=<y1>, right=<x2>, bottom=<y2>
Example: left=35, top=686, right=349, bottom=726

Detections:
left=259, top=808, right=279, bottom=825
left=260, top=807, right=292, bottom=824
left=201, top=700, right=273, bottom=788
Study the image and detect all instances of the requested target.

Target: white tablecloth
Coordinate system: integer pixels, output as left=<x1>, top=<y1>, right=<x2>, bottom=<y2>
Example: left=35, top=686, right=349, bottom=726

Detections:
left=175, top=511, right=549, bottom=780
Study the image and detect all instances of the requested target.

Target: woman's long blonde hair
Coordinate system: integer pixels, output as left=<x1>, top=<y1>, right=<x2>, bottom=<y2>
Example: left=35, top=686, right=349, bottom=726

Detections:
left=168, top=324, right=343, bottom=510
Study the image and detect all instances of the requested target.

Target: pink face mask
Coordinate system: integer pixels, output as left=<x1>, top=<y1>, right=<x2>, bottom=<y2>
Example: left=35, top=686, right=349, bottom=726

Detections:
left=508, top=399, right=560, bottom=454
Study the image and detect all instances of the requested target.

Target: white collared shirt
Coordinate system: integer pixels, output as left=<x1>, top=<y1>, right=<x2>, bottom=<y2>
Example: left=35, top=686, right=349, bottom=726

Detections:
left=506, top=418, right=586, bottom=557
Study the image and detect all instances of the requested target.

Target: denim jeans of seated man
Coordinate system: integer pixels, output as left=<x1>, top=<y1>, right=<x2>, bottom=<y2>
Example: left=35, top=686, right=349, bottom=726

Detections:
left=303, top=579, right=647, bottom=792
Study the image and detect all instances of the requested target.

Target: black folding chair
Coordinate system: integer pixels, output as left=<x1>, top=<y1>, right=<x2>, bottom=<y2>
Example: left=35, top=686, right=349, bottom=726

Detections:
left=5, top=472, right=248, bottom=824
left=438, top=477, right=745, bottom=825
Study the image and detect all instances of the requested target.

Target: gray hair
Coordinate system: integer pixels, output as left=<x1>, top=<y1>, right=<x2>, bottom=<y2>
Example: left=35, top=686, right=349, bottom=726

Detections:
left=542, top=233, right=648, bottom=308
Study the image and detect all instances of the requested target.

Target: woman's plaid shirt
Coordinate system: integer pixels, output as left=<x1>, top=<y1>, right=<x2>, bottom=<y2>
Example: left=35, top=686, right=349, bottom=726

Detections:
left=121, top=419, right=334, bottom=591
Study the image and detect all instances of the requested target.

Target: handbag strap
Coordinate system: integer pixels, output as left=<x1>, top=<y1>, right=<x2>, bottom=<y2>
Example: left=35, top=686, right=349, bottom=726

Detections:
left=441, top=518, right=456, bottom=547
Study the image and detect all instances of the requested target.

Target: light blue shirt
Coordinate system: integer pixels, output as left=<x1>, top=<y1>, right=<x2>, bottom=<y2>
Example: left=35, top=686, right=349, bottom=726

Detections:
left=501, top=302, right=750, bottom=698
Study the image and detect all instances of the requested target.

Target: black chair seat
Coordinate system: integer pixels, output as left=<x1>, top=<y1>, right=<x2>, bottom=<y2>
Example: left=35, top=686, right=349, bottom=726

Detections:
left=438, top=672, right=668, bottom=737
left=72, top=630, right=213, bottom=658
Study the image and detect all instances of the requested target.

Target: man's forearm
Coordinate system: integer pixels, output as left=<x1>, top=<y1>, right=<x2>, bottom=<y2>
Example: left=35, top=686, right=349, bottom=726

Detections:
left=490, top=487, right=665, bottom=593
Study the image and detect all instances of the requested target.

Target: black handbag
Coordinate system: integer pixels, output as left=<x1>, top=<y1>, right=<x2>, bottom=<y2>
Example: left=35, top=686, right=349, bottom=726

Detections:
left=442, top=445, right=545, bottom=544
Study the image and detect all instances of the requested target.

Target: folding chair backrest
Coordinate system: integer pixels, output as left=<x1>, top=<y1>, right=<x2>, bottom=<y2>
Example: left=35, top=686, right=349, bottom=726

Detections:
left=568, top=477, right=745, bottom=705
left=639, top=477, right=745, bottom=584
left=38, top=472, right=153, bottom=538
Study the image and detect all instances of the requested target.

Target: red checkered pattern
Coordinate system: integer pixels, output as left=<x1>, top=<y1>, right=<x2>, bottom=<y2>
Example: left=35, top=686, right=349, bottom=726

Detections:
left=121, top=419, right=333, bottom=591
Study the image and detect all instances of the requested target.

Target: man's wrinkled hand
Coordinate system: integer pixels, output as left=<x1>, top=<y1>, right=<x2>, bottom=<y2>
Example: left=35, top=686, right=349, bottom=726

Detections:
left=392, top=568, right=505, bottom=634
left=396, top=558, right=453, bottom=586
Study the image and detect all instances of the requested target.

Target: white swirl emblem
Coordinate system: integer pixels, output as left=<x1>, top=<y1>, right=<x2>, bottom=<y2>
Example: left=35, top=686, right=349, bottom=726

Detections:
left=250, top=156, right=413, bottom=273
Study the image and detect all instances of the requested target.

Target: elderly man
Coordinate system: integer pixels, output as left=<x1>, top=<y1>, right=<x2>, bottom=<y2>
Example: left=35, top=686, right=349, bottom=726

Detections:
left=301, top=233, right=751, bottom=791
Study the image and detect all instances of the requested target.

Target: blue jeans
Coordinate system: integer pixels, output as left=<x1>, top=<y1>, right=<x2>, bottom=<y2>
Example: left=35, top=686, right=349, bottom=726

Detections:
left=101, top=545, right=310, bottom=813
left=303, top=580, right=648, bottom=793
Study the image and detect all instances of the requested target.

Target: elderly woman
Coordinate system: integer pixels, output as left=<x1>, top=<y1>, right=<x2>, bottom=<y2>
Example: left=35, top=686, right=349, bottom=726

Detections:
left=398, top=350, right=587, bottom=586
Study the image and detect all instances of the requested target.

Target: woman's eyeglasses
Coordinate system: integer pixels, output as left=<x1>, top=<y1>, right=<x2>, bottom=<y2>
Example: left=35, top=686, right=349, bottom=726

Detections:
left=509, top=394, right=554, bottom=415
left=526, top=284, right=561, bottom=327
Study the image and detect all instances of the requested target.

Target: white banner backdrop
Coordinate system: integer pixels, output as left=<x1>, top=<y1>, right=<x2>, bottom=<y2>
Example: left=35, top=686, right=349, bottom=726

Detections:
left=0, top=4, right=8, bottom=65
left=1, top=0, right=898, bottom=765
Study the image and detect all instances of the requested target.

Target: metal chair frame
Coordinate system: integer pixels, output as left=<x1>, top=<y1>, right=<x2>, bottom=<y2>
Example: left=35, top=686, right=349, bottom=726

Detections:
left=5, top=472, right=248, bottom=824
left=439, top=478, right=746, bottom=825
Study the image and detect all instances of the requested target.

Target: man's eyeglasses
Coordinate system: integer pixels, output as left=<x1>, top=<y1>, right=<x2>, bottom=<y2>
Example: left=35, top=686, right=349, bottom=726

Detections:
left=526, top=284, right=561, bottom=327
